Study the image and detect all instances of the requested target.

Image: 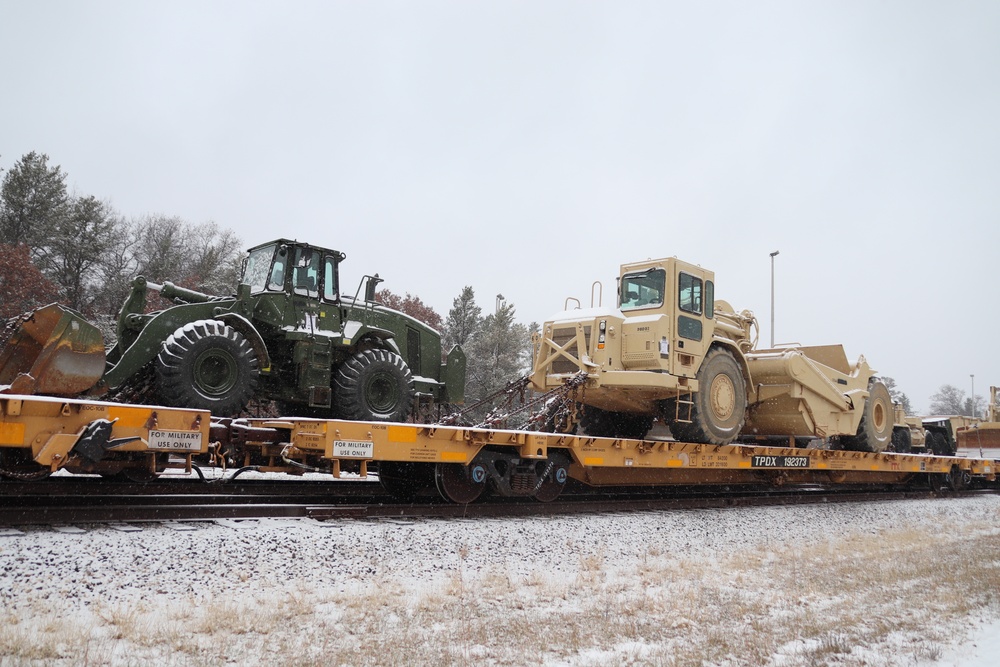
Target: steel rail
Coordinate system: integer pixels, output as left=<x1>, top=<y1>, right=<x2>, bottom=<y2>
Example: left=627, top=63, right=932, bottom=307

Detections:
left=0, top=484, right=994, bottom=528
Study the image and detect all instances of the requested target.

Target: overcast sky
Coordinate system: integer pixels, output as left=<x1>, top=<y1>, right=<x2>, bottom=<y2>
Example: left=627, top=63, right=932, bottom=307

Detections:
left=2, top=1, right=998, bottom=412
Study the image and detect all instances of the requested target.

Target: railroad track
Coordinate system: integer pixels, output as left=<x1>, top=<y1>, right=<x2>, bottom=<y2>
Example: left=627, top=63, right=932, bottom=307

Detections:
left=1, top=475, right=994, bottom=528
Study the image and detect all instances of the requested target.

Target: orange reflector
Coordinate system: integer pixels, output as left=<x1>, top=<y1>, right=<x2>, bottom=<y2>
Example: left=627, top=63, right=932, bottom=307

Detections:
left=0, top=422, right=26, bottom=445
left=667, top=459, right=684, bottom=468
left=388, top=426, right=417, bottom=443
left=440, top=451, right=467, bottom=462
left=583, top=457, right=604, bottom=466
left=107, top=406, right=149, bottom=428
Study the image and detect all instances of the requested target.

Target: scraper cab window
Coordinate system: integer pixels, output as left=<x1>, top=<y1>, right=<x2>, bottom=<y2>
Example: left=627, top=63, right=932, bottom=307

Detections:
left=293, top=248, right=320, bottom=298
left=244, top=244, right=276, bottom=293
left=620, top=269, right=665, bottom=310
left=678, top=273, right=702, bottom=315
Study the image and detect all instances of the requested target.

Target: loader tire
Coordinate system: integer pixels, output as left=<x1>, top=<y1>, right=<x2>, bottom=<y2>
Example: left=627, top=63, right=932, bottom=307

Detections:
left=844, top=379, right=892, bottom=453
left=675, top=347, right=747, bottom=445
left=333, top=349, right=414, bottom=422
left=156, top=320, right=260, bottom=417
left=579, top=405, right=654, bottom=440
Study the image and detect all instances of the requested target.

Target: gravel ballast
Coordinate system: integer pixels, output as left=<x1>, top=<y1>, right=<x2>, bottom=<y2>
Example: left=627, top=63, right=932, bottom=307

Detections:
left=1, top=494, right=998, bottom=666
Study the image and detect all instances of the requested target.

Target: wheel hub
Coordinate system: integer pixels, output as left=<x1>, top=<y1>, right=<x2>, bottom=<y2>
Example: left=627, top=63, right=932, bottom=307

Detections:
left=709, top=374, right=736, bottom=421
left=365, top=373, right=399, bottom=413
left=194, top=350, right=238, bottom=395
left=873, top=402, right=886, bottom=431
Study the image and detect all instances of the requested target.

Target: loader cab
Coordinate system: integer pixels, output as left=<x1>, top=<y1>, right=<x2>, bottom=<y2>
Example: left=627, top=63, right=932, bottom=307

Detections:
left=618, top=258, right=716, bottom=378
left=240, top=240, right=347, bottom=335
left=243, top=240, right=345, bottom=303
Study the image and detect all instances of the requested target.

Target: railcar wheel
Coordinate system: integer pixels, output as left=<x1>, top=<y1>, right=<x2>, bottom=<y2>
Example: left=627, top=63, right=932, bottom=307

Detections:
left=533, top=459, right=569, bottom=503
left=929, top=471, right=953, bottom=494
left=0, top=450, right=51, bottom=481
left=378, top=461, right=433, bottom=501
left=678, top=348, right=746, bottom=445
left=156, top=320, right=260, bottom=417
left=844, top=380, right=892, bottom=453
left=435, top=462, right=487, bottom=504
left=115, top=454, right=168, bottom=483
left=334, top=349, right=414, bottom=422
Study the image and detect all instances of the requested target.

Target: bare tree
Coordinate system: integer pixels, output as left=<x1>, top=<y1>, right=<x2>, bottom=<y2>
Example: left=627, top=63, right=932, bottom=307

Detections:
left=376, top=289, right=444, bottom=331
left=929, top=384, right=985, bottom=417
left=127, top=215, right=244, bottom=308
left=0, top=243, right=59, bottom=318
left=42, top=196, right=121, bottom=312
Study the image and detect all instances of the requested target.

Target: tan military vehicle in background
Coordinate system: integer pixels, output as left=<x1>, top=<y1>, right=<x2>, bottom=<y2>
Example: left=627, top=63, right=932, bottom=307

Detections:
left=956, top=386, right=1000, bottom=457
left=530, top=256, right=894, bottom=451
left=891, top=403, right=927, bottom=453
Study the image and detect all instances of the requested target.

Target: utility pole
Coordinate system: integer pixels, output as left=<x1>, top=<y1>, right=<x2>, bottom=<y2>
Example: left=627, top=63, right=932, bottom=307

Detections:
left=971, top=374, right=975, bottom=418
left=769, top=250, right=779, bottom=348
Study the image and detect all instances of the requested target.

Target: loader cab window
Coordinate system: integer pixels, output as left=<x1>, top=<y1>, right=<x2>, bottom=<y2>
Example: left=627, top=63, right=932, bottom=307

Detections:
left=244, top=244, right=276, bottom=293
left=268, top=247, right=287, bottom=291
left=678, top=273, right=703, bottom=316
left=620, top=269, right=665, bottom=311
left=292, top=248, right=320, bottom=298
left=323, top=255, right=339, bottom=301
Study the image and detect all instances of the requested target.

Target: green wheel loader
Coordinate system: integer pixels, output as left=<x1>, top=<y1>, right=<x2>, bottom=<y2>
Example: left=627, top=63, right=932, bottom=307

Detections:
left=0, top=239, right=465, bottom=420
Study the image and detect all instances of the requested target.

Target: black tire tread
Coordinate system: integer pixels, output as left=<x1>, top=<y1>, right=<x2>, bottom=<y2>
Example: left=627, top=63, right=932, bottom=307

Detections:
left=844, top=379, right=893, bottom=453
left=333, top=348, right=414, bottom=422
left=156, top=319, right=259, bottom=416
left=680, top=347, right=747, bottom=445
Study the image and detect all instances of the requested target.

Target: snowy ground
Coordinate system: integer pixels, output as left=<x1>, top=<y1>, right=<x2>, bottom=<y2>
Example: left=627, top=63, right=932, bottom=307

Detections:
left=0, top=494, right=998, bottom=666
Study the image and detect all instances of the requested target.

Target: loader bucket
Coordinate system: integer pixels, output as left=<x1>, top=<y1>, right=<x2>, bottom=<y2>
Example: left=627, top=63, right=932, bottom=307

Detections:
left=0, top=304, right=106, bottom=396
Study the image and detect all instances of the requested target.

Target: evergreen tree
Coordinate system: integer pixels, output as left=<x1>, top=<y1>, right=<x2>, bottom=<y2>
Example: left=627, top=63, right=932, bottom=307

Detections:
left=465, top=297, right=532, bottom=405
left=881, top=376, right=913, bottom=415
left=0, top=152, right=69, bottom=253
left=442, top=286, right=482, bottom=350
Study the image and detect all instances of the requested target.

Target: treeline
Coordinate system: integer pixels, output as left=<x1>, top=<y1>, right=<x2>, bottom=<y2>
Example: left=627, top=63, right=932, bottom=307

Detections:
left=0, top=152, right=242, bottom=330
left=1, top=152, right=537, bottom=414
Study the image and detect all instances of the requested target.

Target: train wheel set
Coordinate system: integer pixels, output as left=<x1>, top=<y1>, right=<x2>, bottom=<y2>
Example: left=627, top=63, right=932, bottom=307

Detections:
left=1, top=393, right=997, bottom=504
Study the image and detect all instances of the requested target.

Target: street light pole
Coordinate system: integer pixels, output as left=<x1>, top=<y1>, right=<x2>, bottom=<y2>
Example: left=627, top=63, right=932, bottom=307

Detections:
left=971, top=374, right=975, bottom=418
left=769, top=250, right=779, bottom=348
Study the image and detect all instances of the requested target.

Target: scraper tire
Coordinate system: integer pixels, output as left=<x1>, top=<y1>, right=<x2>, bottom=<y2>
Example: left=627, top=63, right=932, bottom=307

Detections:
left=844, top=379, right=892, bottom=453
left=156, top=320, right=259, bottom=417
left=676, top=347, right=746, bottom=445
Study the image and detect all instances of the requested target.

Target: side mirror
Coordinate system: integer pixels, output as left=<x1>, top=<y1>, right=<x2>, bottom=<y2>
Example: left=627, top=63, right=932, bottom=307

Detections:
left=364, top=274, right=383, bottom=302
